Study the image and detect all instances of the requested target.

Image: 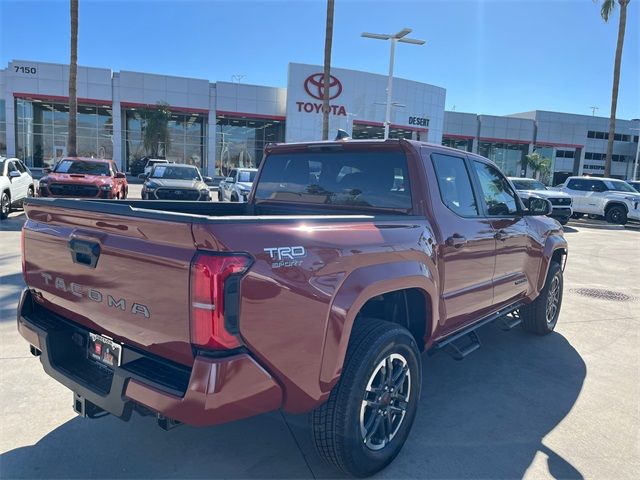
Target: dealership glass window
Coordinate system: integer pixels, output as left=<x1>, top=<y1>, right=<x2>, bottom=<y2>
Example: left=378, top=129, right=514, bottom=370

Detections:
left=15, top=99, right=113, bottom=168
left=123, top=109, right=207, bottom=171
left=351, top=123, right=421, bottom=141
left=442, top=137, right=473, bottom=152
left=215, top=115, right=285, bottom=176
left=0, top=100, right=6, bottom=156
left=478, top=141, right=528, bottom=177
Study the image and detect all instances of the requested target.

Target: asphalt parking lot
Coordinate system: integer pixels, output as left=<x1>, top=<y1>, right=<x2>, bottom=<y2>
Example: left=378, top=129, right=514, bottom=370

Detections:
left=1, top=209, right=638, bottom=479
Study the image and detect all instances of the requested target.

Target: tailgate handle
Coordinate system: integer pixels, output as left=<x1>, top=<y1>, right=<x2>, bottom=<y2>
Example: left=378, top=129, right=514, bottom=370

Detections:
left=69, top=239, right=101, bottom=268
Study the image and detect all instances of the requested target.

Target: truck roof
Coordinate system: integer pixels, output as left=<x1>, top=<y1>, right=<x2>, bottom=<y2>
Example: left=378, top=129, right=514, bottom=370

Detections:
left=264, top=138, right=497, bottom=166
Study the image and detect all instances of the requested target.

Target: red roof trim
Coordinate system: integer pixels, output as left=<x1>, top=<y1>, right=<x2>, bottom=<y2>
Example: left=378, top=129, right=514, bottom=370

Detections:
left=535, top=141, right=584, bottom=149
left=13, top=92, right=111, bottom=105
left=478, top=137, right=531, bottom=145
left=443, top=133, right=475, bottom=140
left=120, top=101, right=209, bottom=114
left=216, top=110, right=286, bottom=121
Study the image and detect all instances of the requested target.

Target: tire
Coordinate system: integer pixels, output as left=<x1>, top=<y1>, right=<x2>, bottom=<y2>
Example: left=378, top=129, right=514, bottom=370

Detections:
left=218, top=191, right=223, bottom=202
left=231, top=193, right=239, bottom=202
left=27, top=185, right=34, bottom=198
left=521, top=261, right=563, bottom=335
left=121, top=188, right=127, bottom=200
left=605, top=205, right=627, bottom=225
left=570, top=213, right=583, bottom=219
left=1, top=191, right=10, bottom=220
left=558, top=217, right=569, bottom=226
left=310, top=318, right=422, bottom=477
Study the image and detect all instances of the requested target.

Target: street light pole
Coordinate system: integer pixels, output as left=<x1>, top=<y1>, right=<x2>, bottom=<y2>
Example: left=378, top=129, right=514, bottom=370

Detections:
left=384, top=39, right=397, bottom=141
left=362, top=28, right=425, bottom=140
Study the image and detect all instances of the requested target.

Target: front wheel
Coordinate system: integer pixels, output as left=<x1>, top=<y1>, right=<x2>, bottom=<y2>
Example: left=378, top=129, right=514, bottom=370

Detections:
left=0, top=192, right=10, bottom=220
left=521, top=261, right=563, bottom=335
left=310, top=319, right=422, bottom=477
left=605, top=205, right=627, bottom=225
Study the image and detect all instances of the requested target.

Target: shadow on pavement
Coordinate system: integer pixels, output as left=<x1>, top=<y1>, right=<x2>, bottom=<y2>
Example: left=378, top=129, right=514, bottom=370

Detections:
left=0, top=212, right=26, bottom=231
left=0, top=324, right=585, bottom=479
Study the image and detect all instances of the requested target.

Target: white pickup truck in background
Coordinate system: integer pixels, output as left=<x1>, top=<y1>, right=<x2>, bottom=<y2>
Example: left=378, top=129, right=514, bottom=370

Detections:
left=509, top=177, right=573, bottom=225
left=556, top=176, right=640, bottom=225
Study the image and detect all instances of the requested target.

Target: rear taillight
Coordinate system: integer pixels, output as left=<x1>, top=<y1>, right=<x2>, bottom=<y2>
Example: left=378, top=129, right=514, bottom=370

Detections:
left=20, top=227, right=26, bottom=282
left=189, top=252, right=252, bottom=350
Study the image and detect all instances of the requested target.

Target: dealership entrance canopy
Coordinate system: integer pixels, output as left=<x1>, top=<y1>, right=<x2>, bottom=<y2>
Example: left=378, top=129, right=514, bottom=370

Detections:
left=1, top=60, right=638, bottom=182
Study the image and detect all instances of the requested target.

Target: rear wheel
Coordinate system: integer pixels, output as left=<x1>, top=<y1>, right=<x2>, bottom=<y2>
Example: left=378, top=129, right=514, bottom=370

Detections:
left=310, top=318, right=421, bottom=477
left=231, top=193, right=239, bottom=202
left=605, top=205, right=627, bottom=225
left=521, top=261, right=563, bottom=335
left=0, top=191, right=10, bottom=219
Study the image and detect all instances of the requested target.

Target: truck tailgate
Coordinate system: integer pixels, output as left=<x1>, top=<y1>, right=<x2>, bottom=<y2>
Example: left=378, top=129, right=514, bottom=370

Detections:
left=22, top=201, right=197, bottom=366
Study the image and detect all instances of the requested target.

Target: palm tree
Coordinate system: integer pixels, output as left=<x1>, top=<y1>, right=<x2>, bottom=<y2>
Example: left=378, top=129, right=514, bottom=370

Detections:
left=524, top=152, right=552, bottom=183
left=67, top=0, right=79, bottom=157
left=321, top=0, right=335, bottom=141
left=141, top=102, right=172, bottom=158
left=596, top=0, right=630, bottom=177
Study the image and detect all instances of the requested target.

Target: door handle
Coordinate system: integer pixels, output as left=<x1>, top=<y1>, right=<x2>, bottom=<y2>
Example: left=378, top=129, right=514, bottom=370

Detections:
left=68, top=238, right=101, bottom=268
left=494, top=229, right=508, bottom=241
left=446, top=234, right=467, bottom=248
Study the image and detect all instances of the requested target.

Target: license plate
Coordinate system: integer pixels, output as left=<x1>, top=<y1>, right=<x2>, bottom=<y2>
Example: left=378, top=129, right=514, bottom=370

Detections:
left=88, top=332, right=122, bottom=368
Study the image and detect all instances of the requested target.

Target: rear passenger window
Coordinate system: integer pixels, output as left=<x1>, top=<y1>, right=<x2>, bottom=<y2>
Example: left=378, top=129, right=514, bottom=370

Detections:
left=431, top=153, right=479, bottom=216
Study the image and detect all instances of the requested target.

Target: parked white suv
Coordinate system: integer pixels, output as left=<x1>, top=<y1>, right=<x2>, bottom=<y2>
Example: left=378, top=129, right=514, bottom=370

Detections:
left=1, top=157, right=35, bottom=220
left=558, top=176, right=640, bottom=225
left=218, top=168, right=258, bottom=202
left=509, top=177, right=573, bottom=225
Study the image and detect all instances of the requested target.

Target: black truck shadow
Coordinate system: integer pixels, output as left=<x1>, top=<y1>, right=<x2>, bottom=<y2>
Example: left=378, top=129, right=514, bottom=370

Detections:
left=0, top=323, right=585, bottom=479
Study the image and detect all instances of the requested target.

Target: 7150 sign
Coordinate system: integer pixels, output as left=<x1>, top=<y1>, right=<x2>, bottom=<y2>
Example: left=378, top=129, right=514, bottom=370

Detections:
left=14, top=65, right=37, bottom=75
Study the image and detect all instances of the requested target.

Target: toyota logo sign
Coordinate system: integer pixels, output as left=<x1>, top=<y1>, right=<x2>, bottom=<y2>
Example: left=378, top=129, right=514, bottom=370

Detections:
left=304, top=73, right=343, bottom=100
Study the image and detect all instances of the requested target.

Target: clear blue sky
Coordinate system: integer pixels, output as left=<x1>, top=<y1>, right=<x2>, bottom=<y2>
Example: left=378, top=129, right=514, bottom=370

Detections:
left=1, top=0, right=638, bottom=119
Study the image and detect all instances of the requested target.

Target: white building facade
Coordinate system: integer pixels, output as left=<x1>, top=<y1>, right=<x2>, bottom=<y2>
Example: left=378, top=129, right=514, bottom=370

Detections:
left=1, top=59, right=638, bottom=182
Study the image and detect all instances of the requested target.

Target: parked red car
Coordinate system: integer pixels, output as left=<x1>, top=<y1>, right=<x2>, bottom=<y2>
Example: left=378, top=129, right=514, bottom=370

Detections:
left=38, top=157, right=128, bottom=199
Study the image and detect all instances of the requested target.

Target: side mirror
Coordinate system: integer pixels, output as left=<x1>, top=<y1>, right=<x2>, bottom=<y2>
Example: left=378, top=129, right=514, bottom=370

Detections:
left=115, top=172, right=126, bottom=179
left=9, top=170, right=21, bottom=178
left=138, top=173, right=147, bottom=180
left=527, top=197, right=552, bottom=216
left=43, top=168, right=52, bottom=174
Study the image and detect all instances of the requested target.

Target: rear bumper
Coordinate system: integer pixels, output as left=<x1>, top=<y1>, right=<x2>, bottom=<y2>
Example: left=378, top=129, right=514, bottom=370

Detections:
left=17, top=289, right=282, bottom=426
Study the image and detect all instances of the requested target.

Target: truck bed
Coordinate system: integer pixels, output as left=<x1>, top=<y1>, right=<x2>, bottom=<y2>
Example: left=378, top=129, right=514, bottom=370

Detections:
left=22, top=197, right=425, bottom=378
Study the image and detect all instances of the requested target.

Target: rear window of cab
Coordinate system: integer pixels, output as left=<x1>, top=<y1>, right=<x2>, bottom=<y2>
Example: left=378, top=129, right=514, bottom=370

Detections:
left=254, top=150, right=412, bottom=211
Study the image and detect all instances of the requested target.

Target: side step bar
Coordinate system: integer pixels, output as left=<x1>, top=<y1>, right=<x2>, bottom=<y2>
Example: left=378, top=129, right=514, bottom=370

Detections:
left=432, top=303, right=523, bottom=360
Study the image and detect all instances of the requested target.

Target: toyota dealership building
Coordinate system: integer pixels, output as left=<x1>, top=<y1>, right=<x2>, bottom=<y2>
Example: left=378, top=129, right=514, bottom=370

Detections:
left=1, top=59, right=638, bottom=183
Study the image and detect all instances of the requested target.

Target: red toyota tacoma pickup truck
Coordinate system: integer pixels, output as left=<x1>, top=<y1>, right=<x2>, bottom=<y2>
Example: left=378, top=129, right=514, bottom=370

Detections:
left=38, top=157, right=128, bottom=199
left=18, top=139, right=567, bottom=477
